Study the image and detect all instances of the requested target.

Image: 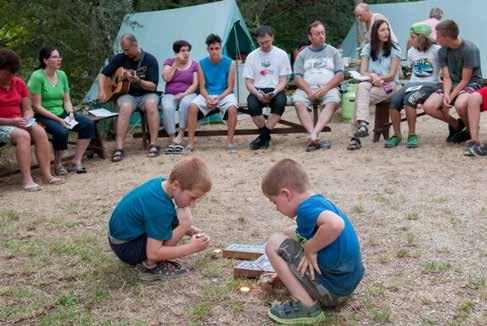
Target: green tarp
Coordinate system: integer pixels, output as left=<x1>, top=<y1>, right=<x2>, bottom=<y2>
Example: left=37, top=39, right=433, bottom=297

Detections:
left=83, top=0, right=254, bottom=103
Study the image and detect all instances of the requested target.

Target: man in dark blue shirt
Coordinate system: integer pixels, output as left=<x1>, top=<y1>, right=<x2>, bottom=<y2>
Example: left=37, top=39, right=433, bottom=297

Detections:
left=98, top=33, right=160, bottom=161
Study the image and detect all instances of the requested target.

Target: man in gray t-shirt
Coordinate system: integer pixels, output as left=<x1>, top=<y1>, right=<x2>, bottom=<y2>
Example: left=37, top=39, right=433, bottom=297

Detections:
left=293, top=21, right=344, bottom=151
left=422, top=20, right=483, bottom=144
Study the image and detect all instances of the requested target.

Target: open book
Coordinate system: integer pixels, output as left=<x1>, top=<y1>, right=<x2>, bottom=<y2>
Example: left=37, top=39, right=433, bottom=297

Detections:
left=88, top=108, right=119, bottom=118
left=63, top=116, right=79, bottom=130
left=349, top=70, right=370, bottom=82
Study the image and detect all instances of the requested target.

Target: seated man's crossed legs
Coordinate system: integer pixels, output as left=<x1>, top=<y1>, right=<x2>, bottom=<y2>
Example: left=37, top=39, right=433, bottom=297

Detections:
left=186, top=94, right=238, bottom=153
left=114, top=93, right=160, bottom=161
left=294, top=88, right=340, bottom=151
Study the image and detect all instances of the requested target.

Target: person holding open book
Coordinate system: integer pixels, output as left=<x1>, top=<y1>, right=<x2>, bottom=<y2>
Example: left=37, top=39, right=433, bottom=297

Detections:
left=347, top=19, right=401, bottom=150
left=28, top=47, right=95, bottom=174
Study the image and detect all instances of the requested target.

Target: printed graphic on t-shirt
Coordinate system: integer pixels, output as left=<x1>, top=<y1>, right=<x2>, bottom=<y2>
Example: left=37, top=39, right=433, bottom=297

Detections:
left=304, top=57, right=334, bottom=72
left=259, top=59, right=274, bottom=77
left=412, top=58, right=433, bottom=78
left=136, top=66, right=147, bottom=80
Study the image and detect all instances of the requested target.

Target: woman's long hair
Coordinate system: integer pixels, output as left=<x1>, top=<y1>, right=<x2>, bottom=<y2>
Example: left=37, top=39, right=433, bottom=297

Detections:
left=370, top=19, right=397, bottom=61
left=37, top=47, right=56, bottom=69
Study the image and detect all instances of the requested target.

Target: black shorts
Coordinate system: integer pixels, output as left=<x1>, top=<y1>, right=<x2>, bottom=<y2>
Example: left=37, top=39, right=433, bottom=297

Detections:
left=109, top=233, right=148, bottom=265
left=109, top=218, right=179, bottom=265
left=390, top=82, right=438, bottom=111
left=247, top=88, right=287, bottom=117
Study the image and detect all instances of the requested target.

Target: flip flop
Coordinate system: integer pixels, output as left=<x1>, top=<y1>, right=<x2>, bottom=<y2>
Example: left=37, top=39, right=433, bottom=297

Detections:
left=67, top=165, right=87, bottom=174
left=23, top=183, right=41, bottom=192
left=182, top=146, right=194, bottom=154
left=112, top=149, right=124, bottom=162
left=147, top=144, right=161, bottom=158
left=227, top=144, right=238, bottom=154
left=164, top=144, right=184, bottom=154
left=46, top=176, right=66, bottom=185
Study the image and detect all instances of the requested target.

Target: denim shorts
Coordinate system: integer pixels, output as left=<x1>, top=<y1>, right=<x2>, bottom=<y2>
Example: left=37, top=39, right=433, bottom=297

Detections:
left=0, top=125, right=15, bottom=145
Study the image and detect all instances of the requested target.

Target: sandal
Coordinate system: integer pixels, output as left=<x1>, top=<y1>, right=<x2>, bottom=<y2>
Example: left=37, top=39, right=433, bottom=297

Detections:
left=46, top=175, right=65, bottom=185
left=54, top=165, right=68, bottom=176
left=182, top=146, right=194, bottom=154
left=147, top=144, right=160, bottom=158
left=111, top=149, right=124, bottom=162
left=67, top=164, right=87, bottom=174
left=227, top=144, right=238, bottom=154
left=23, top=183, right=41, bottom=192
left=347, top=137, right=362, bottom=150
left=354, top=122, right=369, bottom=138
left=164, top=144, right=184, bottom=154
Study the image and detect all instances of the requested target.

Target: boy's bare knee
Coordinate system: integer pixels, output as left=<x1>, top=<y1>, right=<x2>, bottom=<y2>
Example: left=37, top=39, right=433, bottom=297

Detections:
left=266, top=232, right=287, bottom=254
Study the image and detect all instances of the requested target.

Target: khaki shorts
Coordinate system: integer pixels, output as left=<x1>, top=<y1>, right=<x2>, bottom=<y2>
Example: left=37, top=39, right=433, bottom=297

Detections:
left=191, top=94, right=238, bottom=117
left=277, top=238, right=350, bottom=307
left=293, top=88, right=341, bottom=109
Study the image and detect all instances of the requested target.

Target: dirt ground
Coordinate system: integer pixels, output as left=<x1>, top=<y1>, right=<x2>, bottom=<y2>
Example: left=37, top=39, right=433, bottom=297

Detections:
left=0, top=110, right=486, bottom=325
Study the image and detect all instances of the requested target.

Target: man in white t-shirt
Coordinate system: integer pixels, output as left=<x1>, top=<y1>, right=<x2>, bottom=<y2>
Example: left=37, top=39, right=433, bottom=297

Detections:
left=293, top=21, right=344, bottom=151
left=243, top=26, right=292, bottom=150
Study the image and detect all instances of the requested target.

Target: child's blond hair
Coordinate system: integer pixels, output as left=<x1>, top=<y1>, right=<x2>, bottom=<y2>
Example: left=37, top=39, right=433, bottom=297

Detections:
left=169, top=157, right=212, bottom=192
left=261, top=159, right=309, bottom=196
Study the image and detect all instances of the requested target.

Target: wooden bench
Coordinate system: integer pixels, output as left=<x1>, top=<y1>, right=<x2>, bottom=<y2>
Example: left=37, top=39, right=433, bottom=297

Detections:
left=133, top=102, right=331, bottom=147
left=0, top=114, right=117, bottom=178
left=372, top=101, right=426, bottom=142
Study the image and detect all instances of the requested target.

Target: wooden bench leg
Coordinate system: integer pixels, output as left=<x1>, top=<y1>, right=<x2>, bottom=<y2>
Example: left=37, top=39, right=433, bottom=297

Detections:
left=139, top=110, right=149, bottom=149
left=87, top=121, right=107, bottom=159
left=373, top=101, right=390, bottom=142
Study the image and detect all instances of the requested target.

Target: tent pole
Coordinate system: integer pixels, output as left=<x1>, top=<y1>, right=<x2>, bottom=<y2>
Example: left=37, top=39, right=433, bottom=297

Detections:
left=233, top=25, right=242, bottom=105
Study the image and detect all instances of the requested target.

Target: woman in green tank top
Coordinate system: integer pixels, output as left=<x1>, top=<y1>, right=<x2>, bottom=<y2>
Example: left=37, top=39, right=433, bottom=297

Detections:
left=28, top=47, right=95, bottom=175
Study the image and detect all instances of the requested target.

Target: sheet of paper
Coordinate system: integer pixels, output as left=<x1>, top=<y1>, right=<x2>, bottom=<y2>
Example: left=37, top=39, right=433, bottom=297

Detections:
left=89, top=108, right=118, bottom=118
left=64, top=116, right=79, bottom=130
left=349, top=70, right=370, bottom=81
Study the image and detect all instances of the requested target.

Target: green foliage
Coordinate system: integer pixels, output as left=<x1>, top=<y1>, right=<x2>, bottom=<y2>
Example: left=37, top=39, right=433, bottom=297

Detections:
left=0, top=0, right=418, bottom=102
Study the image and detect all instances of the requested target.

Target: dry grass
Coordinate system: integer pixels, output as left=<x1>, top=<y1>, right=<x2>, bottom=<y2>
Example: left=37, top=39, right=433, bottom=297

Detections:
left=1, top=110, right=486, bottom=325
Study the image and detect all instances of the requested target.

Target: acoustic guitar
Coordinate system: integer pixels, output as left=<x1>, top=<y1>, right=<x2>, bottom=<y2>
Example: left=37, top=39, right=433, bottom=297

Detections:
left=100, top=67, right=131, bottom=102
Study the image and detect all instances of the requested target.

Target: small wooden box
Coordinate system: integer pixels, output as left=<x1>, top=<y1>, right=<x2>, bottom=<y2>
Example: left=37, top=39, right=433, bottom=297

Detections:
left=223, top=243, right=265, bottom=260
left=233, top=254, right=274, bottom=278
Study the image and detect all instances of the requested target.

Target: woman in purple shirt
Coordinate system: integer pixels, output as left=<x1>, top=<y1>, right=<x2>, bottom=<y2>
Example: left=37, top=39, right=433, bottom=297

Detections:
left=161, top=40, right=199, bottom=151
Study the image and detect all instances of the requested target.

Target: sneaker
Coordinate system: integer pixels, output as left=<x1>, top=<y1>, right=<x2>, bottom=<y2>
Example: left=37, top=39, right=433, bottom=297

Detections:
left=447, top=119, right=465, bottom=143
left=268, top=300, right=325, bottom=325
left=470, top=143, right=487, bottom=157
left=137, top=261, right=187, bottom=281
left=249, top=135, right=270, bottom=150
left=384, top=135, right=402, bottom=148
left=463, top=140, right=478, bottom=157
left=451, top=129, right=471, bottom=144
left=407, top=134, right=418, bottom=148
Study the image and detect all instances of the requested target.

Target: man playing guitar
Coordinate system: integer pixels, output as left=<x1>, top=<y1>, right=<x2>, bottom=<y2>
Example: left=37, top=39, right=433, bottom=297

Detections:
left=98, top=33, right=160, bottom=161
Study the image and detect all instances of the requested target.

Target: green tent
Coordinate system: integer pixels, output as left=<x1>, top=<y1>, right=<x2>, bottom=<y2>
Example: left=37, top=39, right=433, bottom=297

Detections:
left=83, top=0, right=254, bottom=104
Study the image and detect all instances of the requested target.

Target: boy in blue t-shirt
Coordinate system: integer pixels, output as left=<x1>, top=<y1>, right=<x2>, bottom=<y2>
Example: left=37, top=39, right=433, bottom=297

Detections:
left=261, top=159, right=364, bottom=324
left=108, top=157, right=212, bottom=281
